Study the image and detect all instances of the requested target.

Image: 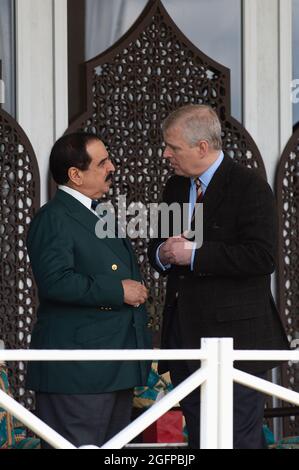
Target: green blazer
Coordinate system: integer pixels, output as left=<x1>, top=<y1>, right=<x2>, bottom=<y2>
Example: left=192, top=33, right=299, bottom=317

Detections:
left=26, top=190, right=152, bottom=394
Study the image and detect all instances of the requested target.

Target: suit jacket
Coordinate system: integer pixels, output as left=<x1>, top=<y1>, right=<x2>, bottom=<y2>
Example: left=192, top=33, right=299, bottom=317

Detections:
left=26, top=190, right=151, bottom=394
left=148, top=155, right=289, bottom=374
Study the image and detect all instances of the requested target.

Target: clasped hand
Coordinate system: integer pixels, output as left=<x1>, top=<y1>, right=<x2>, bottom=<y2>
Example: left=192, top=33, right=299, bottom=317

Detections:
left=159, top=235, right=194, bottom=266
left=122, top=280, right=148, bottom=307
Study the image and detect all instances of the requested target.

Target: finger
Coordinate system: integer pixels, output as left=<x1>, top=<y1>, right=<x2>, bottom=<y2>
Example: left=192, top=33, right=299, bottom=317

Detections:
left=142, top=286, right=149, bottom=295
left=173, top=237, right=186, bottom=244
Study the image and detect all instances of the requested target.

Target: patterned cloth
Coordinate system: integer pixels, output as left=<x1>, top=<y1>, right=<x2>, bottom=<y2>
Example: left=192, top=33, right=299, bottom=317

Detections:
left=0, top=365, right=15, bottom=449
left=0, top=364, right=40, bottom=449
left=273, top=436, right=299, bottom=450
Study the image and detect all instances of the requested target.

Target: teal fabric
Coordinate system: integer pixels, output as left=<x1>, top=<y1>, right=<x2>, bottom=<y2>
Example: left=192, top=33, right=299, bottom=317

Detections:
left=26, top=190, right=152, bottom=394
left=274, top=436, right=299, bottom=449
left=134, top=366, right=173, bottom=408
left=263, top=425, right=275, bottom=446
left=0, top=366, right=15, bottom=449
left=0, top=365, right=40, bottom=449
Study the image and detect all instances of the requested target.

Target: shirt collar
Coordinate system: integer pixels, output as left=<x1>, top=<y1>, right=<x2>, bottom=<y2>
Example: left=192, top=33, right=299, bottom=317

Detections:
left=58, top=185, right=93, bottom=211
left=191, top=151, right=224, bottom=189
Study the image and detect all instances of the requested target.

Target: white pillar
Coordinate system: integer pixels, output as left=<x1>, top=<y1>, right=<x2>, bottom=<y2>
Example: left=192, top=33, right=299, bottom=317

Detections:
left=243, top=0, right=293, bottom=188
left=218, top=338, right=234, bottom=449
left=15, top=0, right=68, bottom=206
left=200, top=338, right=219, bottom=449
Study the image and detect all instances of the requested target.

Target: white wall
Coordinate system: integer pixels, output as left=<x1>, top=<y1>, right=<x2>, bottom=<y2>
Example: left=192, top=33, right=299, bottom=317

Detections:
left=15, top=0, right=68, bottom=206
left=243, top=0, right=293, bottom=188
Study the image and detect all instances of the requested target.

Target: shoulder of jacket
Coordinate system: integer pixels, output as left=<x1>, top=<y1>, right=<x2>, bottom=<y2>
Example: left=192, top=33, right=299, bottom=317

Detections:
left=229, top=161, right=269, bottom=190
left=31, top=198, right=67, bottom=224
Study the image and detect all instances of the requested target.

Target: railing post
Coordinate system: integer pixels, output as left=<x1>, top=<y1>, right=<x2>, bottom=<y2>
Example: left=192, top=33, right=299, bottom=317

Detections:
left=200, top=338, right=219, bottom=449
left=218, top=338, right=234, bottom=449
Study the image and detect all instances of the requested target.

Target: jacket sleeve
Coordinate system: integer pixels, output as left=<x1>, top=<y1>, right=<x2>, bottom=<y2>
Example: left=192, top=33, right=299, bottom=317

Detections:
left=27, top=209, right=124, bottom=309
left=193, top=176, right=277, bottom=278
left=148, top=182, right=173, bottom=275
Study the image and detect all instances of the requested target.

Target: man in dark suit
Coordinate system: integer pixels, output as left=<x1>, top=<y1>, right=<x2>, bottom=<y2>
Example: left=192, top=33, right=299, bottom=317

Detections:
left=26, top=133, right=151, bottom=448
left=148, top=105, right=289, bottom=449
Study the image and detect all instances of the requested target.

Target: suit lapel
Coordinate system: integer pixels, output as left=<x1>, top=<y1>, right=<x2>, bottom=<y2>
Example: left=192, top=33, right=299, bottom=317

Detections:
left=201, top=155, right=234, bottom=223
left=54, top=190, right=133, bottom=267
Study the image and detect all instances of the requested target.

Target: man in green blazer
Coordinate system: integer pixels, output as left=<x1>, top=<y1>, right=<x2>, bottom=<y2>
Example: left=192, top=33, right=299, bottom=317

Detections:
left=26, top=133, right=152, bottom=448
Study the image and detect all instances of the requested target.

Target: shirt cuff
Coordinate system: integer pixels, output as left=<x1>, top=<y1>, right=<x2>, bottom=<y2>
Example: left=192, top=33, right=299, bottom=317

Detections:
left=190, top=243, right=197, bottom=271
left=156, top=243, right=171, bottom=271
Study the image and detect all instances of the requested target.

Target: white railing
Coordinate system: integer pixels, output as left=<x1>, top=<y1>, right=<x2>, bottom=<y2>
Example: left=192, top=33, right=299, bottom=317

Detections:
left=0, top=338, right=298, bottom=450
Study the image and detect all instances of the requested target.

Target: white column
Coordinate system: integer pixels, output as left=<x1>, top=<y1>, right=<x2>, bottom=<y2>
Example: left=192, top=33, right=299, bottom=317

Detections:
left=200, top=338, right=219, bottom=449
left=53, top=0, right=69, bottom=142
left=15, top=0, right=68, bottom=206
left=243, top=0, right=293, bottom=188
left=218, top=338, right=234, bottom=449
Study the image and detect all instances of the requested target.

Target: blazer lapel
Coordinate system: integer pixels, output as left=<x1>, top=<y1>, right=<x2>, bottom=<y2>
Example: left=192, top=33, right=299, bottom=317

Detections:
left=202, top=155, right=234, bottom=223
left=54, top=190, right=132, bottom=267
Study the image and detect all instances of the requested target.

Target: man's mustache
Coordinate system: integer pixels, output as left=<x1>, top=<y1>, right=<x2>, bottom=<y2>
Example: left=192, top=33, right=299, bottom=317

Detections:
left=105, top=172, right=114, bottom=182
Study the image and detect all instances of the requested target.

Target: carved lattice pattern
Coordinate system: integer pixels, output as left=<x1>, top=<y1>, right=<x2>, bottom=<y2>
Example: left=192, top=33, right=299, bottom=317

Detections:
left=54, top=0, right=265, bottom=342
left=0, top=105, right=40, bottom=410
left=276, top=128, right=299, bottom=436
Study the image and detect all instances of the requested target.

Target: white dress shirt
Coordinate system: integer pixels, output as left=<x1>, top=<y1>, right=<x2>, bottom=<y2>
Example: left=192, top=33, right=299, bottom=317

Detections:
left=58, top=185, right=97, bottom=214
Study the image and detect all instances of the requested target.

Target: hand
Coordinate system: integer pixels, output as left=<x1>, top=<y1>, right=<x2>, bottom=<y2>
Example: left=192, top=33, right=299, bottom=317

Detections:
left=121, top=280, right=148, bottom=307
left=159, top=236, right=194, bottom=266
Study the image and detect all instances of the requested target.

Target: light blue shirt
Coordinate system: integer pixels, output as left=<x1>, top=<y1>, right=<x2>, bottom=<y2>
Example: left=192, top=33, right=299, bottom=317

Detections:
left=156, top=151, right=224, bottom=271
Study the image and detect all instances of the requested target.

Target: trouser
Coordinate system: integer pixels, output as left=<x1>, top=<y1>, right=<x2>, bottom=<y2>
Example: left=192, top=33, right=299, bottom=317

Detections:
left=169, top=359, right=267, bottom=449
left=167, top=309, right=267, bottom=449
left=35, top=389, right=133, bottom=449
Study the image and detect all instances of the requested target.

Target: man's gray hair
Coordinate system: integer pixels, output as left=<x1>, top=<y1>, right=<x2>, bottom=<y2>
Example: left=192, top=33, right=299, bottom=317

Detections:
left=162, top=104, right=222, bottom=150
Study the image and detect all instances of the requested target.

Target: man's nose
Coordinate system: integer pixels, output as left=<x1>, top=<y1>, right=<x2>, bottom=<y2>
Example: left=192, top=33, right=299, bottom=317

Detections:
left=109, top=160, right=115, bottom=172
left=163, top=147, right=172, bottom=159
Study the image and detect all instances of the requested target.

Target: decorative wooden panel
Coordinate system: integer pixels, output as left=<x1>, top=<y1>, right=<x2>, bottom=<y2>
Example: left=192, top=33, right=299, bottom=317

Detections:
left=0, top=98, right=40, bottom=410
left=53, top=0, right=265, bottom=343
left=276, top=125, right=299, bottom=436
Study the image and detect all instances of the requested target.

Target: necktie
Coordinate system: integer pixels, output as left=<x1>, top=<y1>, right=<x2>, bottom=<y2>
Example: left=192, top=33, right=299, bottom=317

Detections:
left=194, top=177, right=203, bottom=202
left=91, top=199, right=99, bottom=211
left=190, top=178, right=203, bottom=224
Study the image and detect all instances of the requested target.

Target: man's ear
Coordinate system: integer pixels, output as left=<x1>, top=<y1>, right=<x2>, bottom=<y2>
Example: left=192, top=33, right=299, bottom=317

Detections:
left=68, top=167, right=83, bottom=186
left=196, top=140, right=209, bottom=156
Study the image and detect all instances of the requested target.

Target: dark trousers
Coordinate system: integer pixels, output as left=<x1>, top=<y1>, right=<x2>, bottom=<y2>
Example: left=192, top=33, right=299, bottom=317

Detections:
left=167, top=310, right=267, bottom=449
left=35, top=389, right=133, bottom=449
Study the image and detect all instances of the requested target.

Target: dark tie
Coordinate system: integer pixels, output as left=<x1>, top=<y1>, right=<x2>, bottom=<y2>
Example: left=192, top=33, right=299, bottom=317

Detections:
left=91, top=199, right=99, bottom=211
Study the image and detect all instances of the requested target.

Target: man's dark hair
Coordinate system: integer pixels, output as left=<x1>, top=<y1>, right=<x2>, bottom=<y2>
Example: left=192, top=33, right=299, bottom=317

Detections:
left=50, top=132, right=100, bottom=185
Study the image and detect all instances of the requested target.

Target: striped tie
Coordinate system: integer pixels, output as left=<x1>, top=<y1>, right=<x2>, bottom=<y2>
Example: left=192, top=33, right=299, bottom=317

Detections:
left=194, top=178, right=203, bottom=203
left=190, top=178, right=203, bottom=224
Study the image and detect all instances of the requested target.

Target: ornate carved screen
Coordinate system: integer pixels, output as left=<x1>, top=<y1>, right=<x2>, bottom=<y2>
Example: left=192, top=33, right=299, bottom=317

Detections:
left=54, top=0, right=265, bottom=342
left=0, top=98, right=40, bottom=410
left=276, top=126, right=299, bottom=435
